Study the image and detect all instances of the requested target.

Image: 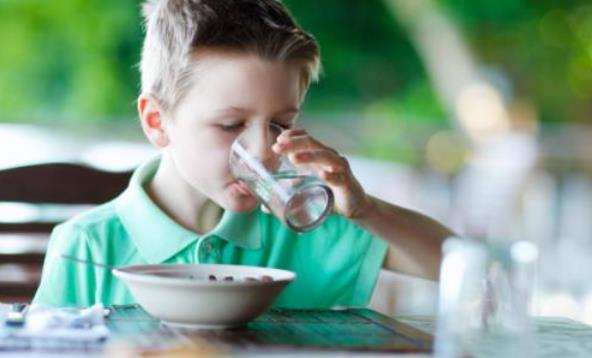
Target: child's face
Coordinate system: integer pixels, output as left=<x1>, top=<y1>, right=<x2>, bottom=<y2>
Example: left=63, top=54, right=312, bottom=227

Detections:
left=163, top=50, right=303, bottom=212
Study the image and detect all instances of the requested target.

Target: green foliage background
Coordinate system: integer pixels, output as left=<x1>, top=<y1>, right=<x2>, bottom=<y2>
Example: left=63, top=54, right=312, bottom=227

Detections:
left=0, top=0, right=591, bottom=126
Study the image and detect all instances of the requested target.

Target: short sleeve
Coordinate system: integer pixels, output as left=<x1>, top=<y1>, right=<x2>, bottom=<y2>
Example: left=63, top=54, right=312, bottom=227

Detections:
left=32, top=223, right=97, bottom=307
left=337, top=218, right=389, bottom=306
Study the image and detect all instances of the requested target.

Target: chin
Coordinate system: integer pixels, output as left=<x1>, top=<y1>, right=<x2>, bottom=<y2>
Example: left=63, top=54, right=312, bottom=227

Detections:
left=227, top=200, right=259, bottom=213
left=220, top=192, right=259, bottom=212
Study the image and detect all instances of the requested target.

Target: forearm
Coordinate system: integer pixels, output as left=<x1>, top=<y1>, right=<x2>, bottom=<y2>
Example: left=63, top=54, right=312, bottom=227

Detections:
left=352, top=195, right=454, bottom=281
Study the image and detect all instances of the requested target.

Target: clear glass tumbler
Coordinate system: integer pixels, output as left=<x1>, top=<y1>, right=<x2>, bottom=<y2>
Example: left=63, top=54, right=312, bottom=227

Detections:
left=229, top=123, right=334, bottom=232
left=434, top=237, right=539, bottom=358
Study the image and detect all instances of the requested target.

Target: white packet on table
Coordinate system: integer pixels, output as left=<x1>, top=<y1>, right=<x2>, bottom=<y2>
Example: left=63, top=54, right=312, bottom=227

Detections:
left=22, top=303, right=109, bottom=341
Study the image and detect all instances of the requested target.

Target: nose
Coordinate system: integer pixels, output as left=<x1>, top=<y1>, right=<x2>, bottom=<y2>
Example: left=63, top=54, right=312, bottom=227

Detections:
left=248, top=123, right=281, bottom=170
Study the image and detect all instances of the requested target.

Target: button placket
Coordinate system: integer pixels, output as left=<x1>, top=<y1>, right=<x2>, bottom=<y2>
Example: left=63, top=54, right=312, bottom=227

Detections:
left=198, top=236, right=213, bottom=263
left=211, top=240, right=222, bottom=262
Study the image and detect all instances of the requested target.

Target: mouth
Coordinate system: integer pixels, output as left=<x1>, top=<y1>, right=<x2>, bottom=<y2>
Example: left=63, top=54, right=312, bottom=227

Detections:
left=230, top=180, right=254, bottom=197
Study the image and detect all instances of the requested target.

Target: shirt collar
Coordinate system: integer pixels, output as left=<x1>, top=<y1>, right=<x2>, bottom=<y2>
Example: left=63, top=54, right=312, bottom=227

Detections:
left=115, top=155, right=262, bottom=264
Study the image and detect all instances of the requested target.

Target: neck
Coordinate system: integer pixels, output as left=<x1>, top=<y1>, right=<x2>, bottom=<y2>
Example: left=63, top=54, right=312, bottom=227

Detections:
left=146, top=154, right=220, bottom=234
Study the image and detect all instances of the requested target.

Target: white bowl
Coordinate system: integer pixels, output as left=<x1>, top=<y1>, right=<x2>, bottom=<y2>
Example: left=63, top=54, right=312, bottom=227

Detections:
left=113, top=264, right=295, bottom=329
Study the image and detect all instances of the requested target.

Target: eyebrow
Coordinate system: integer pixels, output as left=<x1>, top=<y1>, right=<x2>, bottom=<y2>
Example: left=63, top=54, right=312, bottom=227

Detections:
left=212, top=106, right=300, bottom=117
left=212, top=106, right=246, bottom=116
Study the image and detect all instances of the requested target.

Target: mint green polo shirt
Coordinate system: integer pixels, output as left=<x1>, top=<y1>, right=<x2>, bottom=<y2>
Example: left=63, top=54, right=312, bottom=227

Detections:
left=33, top=156, right=388, bottom=308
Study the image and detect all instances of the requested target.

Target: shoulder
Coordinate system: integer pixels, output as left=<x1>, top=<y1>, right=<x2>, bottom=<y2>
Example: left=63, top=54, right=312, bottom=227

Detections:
left=51, top=200, right=124, bottom=247
left=59, top=200, right=120, bottom=231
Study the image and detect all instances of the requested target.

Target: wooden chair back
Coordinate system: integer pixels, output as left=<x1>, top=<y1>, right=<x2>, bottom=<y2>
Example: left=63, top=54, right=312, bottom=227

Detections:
left=0, top=162, right=132, bottom=302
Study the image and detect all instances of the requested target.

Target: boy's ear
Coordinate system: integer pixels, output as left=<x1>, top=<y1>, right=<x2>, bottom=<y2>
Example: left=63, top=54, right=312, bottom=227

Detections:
left=138, top=95, right=169, bottom=148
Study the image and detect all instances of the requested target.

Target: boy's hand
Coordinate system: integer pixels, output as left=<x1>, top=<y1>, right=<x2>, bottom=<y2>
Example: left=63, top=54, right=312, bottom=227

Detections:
left=272, top=128, right=372, bottom=219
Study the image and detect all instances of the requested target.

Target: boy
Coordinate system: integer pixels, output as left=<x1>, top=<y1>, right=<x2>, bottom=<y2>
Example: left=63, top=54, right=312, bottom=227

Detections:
left=34, top=0, right=452, bottom=308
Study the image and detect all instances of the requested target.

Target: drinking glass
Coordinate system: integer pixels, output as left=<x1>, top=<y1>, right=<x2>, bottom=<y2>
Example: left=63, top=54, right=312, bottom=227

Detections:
left=229, top=123, right=334, bottom=232
left=434, top=237, right=538, bottom=358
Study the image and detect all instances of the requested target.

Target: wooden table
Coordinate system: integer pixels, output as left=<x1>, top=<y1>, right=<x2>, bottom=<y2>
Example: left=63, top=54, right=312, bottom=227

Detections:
left=106, top=305, right=433, bottom=355
left=3, top=305, right=592, bottom=357
left=0, top=304, right=432, bottom=356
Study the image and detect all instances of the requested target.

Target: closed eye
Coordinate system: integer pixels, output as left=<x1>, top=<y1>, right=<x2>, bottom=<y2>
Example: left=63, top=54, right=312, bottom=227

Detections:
left=218, top=122, right=245, bottom=131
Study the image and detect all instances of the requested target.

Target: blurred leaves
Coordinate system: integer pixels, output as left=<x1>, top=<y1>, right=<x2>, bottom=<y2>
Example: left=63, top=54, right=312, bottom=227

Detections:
left=0, top=0, right=440, bottom=124
left=440, top=0, right=592, bottom=124
left=0, top=0, right=590, bottom=140
left=0, top=0, right=143, bottom=122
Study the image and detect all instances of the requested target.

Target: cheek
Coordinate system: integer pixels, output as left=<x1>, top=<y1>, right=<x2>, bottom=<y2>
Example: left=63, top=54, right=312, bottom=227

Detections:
left=206, top=134, right=234, bottom=172
left=189, top=133, right=234, bottom=178
left=169, top=127, right=237, bottom=184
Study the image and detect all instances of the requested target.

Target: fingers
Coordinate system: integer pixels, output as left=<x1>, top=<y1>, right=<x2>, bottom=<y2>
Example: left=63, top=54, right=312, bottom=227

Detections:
left=273, top=130, right=332, bottom=154
left=290, top=150, right=347, bottom=171
left=278, top=128, right=308, bottom=138
left=290, top=149, right=351, bottom=185
left=320, top=170, right=348, bottom=185
left=272, top=128, right=350, bottom=185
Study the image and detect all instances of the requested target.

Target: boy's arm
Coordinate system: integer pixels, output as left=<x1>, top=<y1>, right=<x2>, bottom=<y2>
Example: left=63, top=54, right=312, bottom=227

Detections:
left=352, top=195, right=453, bottom=281
left=273, top=129, right=454, bottom=281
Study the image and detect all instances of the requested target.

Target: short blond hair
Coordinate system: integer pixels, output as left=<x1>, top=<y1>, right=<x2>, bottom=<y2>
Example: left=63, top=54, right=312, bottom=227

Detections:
left=140, top=0, right=321, bottom=111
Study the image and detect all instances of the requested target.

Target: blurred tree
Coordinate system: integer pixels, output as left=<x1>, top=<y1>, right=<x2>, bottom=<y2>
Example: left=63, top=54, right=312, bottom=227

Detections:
left=284, top=0, right=443, bottom=122
left=440, top=0, right=592, bottom=124
left=0, top=0, right=143, bottom=122
left=0, top=0, right=442, bottom=124
left=0, top=0, right=590, bottom=129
